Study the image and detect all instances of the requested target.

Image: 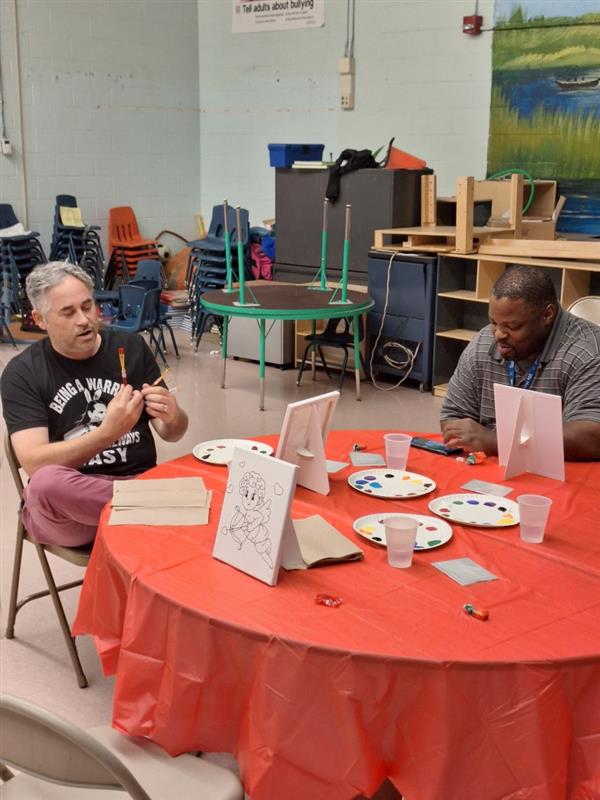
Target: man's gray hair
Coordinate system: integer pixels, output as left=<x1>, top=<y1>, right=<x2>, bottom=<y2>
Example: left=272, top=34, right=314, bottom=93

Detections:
left=26, top=261, right=94, bottom=315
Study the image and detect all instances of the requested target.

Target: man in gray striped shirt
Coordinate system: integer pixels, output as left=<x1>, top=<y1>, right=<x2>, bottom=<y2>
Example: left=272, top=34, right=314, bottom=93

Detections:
left=440, top=265, right=600, bottom=460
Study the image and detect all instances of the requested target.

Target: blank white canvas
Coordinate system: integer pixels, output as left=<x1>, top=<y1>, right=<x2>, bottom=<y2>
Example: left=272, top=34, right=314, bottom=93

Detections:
left=494, top=383, right=565, bottom=481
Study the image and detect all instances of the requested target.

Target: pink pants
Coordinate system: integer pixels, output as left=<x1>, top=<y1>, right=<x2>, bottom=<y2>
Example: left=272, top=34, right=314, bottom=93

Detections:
left=22, top=466, right=129, bottom=547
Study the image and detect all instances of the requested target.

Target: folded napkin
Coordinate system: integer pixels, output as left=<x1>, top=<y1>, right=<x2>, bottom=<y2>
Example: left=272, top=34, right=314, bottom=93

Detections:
left=109, top=477, right=211, bottom=526
left=283, top=515, right=363, bottom=570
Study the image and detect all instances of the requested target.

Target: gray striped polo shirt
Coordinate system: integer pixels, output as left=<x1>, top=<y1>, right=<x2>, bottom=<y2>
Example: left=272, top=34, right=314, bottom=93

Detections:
left=440, top=306, right=600, bottom=428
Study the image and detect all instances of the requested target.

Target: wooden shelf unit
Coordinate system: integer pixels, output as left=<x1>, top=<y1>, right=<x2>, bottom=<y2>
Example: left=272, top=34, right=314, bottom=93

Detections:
left=432, top=253, right=600, bottom=397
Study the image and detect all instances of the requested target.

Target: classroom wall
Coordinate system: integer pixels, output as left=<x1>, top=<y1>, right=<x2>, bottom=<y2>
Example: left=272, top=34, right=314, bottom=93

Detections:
left=198, top=0, right=496, bottom=226
left=0, top=0, right=200, bottom=250
left=0, top=0, right=496, bottom=251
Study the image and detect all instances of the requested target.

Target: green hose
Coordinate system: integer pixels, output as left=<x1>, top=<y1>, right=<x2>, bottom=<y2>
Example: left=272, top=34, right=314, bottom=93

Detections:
left=487, top=168, right=535, bottom=214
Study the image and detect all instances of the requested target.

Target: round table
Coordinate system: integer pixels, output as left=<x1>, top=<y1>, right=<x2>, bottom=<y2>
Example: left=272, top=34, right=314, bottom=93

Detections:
left=199, top=283, right=374, bottom=409
left=73, top=430, right=600, bottom=800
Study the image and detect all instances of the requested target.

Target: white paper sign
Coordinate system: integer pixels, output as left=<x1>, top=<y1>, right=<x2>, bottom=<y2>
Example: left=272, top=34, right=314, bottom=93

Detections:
left=213, top=447, right=299, bottom=585
left=232, top=0, right=325, bottom=33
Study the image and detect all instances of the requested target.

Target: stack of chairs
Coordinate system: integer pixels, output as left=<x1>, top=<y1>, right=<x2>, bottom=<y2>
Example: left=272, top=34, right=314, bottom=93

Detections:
left=0, top=204, right=47, bottom=331
left=187, top=204, right=250, bottom=351
left=128, top=259, right=179, bottom=360
left=104, top=206, right=160, bottom=289
left=49, top=194, right=105, bottom=289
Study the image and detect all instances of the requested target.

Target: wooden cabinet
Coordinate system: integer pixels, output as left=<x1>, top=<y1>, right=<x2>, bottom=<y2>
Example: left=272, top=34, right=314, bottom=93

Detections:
left=432, top=253, right=600, bottom=397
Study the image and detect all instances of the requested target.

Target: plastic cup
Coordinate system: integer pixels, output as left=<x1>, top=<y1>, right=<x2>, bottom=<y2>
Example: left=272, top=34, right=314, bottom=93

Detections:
left=517, top=495, right=552, bottom=543
left=385, top=516, right=418, bottom=568
left=384, top=433, right=413, bottom=471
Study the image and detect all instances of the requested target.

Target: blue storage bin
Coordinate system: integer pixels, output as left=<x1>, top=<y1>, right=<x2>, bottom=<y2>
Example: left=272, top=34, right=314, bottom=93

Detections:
left=268, top=143, right=324, bottom=168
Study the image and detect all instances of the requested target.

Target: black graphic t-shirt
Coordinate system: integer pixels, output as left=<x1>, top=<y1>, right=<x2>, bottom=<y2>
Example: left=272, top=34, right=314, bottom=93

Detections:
left=1, top=329, right=161, bottom=476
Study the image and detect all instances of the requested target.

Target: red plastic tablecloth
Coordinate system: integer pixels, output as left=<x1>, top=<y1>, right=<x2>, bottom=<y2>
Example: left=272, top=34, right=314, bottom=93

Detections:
left=73, top=430, right=600, bottom=800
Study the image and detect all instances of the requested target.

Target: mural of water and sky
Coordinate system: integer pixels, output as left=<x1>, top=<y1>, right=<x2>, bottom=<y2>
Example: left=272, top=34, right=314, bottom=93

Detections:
left=488, top=0, right=600, bottom=233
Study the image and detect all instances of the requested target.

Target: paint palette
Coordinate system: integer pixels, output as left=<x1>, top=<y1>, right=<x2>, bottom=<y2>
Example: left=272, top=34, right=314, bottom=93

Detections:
left=353, top=513, right=452, bottom=550
left=192, top=439, right=273, bottom=465
left=347, top=469, right=436, bottom=499
left=428, top=494, right=519, bottom=527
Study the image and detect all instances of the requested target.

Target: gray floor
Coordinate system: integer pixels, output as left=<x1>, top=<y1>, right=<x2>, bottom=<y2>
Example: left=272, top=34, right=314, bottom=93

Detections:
left=0, top=328, right=442, bottom=794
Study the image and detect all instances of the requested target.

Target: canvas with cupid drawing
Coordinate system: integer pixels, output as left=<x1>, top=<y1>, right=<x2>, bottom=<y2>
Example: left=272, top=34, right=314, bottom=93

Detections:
left=213, top=447, right=299, bottom=585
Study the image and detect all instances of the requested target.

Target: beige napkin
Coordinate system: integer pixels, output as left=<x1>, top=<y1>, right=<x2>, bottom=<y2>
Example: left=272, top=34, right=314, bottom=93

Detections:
left=113, top=477, right=208, bottom=508
left=109, top=477, right=211, bottom=526
left=284, top=515, right=363, bottom=570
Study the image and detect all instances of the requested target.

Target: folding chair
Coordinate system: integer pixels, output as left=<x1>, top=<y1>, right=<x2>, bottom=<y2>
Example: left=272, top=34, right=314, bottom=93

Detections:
left=3, top=432, right=91, bottom=689
left=567, top=295, right=600, bottom=324
left=0, top=694, right=244, bottom=799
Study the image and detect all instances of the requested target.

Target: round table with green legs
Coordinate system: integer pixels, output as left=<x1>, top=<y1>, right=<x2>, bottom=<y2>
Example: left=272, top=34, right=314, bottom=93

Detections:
left=199, top=283, right=374, bottom=410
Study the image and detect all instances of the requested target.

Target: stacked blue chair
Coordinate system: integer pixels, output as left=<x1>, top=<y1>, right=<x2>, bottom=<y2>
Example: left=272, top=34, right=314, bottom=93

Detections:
left=110, top=285, right=166, bottom=365
left=0, top=204, right=47, bottom=332
left=128, top=259, right=179, bottom=360
left=49, top=194, right=105, bottom=290
left=187, top=204, right=251, bottom=351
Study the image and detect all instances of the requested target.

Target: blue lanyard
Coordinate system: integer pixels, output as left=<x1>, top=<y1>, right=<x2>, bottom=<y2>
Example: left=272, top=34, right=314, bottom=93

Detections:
left=507, top=359, right=539, bottom=390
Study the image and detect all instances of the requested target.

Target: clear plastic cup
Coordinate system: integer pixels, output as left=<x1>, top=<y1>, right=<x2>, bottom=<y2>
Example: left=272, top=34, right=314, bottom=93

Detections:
left=517, top=495, right=552, bottom=543
left=384, top=433, right=413, bottom=471
left=385, top=516, right=418, bottom=568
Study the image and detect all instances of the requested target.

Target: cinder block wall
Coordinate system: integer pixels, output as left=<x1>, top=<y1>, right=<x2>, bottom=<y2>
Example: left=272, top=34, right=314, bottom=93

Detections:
left=0, top=0, right=494, bottom=248
left=198, top=0, right=495, bottom=225
left=0, top=0, right=200, bottom=250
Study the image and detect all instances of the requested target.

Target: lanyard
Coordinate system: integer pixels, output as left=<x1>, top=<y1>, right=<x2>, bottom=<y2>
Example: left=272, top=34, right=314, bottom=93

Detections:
left=507, top=359, right=539, bottom=390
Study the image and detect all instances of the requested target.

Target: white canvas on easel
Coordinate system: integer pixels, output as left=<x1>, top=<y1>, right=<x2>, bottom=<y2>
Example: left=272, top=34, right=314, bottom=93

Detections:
left=275, top=391, right=339, bottom=495
left=212, top=447, right=301, bottom=586
left=494, top=383, right=565, bottom=481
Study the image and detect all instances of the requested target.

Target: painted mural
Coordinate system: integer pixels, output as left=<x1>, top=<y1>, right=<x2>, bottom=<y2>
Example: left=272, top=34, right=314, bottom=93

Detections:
left=488, top=0, right=600, bottom=234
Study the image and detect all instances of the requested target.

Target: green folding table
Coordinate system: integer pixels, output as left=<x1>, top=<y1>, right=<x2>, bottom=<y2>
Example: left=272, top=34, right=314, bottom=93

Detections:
left=199, top=283, right=374, bottom=410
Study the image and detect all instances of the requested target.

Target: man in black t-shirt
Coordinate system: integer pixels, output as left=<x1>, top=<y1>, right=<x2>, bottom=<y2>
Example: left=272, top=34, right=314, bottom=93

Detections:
left=1, top=261, right=188, bottom=546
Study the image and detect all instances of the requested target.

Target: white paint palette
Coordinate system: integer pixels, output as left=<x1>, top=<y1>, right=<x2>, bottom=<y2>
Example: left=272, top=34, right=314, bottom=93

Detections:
left=192, top=439, right=273, bottom=465
left=347, top=469, right=436, bottom=499
left=353, top=513, right=452, bottom=550
left=428, top=494, right=519, bottom=527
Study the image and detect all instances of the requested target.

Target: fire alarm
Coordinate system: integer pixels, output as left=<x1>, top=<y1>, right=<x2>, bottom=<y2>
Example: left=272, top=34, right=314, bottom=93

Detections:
left=462, top=14, right=483, bottom=35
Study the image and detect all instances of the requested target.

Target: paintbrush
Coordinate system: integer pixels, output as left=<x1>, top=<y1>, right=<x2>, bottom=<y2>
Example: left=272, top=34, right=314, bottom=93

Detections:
left=151, top=367, right=170, bottom=387
left=118, top=347, right=127, bottom=385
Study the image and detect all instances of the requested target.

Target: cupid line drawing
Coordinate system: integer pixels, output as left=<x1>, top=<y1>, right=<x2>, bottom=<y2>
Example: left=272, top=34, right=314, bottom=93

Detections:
left=221, top=470, right=273, bottom=567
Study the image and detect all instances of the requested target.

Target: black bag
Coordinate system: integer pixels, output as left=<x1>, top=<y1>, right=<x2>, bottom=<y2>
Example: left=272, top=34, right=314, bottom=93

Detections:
left=326, top=148, right=379, bottom=203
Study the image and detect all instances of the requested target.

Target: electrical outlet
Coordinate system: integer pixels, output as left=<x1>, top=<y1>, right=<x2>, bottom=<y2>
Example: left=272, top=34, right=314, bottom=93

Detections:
left=1, top=138, right=12, bottom=155
left=340, top=73, right=355, bottom=110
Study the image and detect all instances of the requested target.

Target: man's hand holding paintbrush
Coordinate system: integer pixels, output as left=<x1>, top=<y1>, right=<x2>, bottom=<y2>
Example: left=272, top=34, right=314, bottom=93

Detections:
left=140, top=367, right=188, bottom=441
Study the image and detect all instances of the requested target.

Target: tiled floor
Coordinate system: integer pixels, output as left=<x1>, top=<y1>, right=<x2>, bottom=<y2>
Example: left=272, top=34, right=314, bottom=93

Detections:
left=0, top=328, right=443, bottom=796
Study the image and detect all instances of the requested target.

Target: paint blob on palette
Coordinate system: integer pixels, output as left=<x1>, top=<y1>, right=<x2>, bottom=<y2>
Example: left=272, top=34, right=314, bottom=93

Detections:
left=353, top=513, right=452, bottom=550
left=428, top=494, right=519, bottom=527
left=347, top=469, right=436, bottom=499
left=192, top=439, right=274, bottom=465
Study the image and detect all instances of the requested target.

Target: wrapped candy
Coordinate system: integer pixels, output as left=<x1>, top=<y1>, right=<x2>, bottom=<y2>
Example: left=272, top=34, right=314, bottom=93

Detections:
left=466, top=451, right=487, bottom=465
left=463, top=603, right=489, bottom=621
left=315, top=593, right=343, bottom=608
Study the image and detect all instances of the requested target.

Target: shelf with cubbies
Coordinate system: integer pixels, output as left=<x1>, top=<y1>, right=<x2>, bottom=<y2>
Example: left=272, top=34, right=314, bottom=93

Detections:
left=432, top=253, right=600, bottom=397
left=294, top=283, right=368, bottom=374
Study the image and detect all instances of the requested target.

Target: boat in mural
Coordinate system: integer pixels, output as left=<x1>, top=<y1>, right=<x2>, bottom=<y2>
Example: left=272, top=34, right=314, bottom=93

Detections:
left=555, top=76, right=600, bottom=90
